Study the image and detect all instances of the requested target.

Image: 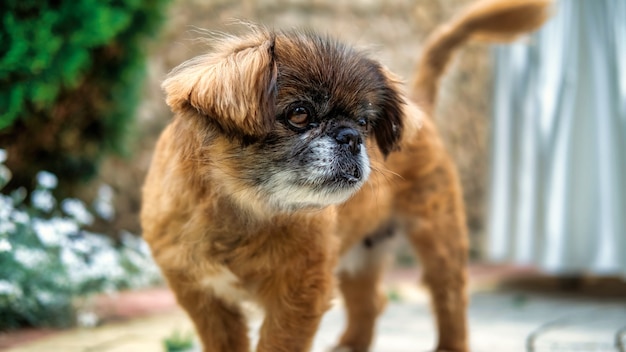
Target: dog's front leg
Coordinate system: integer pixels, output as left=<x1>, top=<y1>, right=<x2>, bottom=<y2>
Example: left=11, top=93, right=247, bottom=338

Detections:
left=165, top=274, right=250, bottom=352
left=256, top=261, right=335, bottom=352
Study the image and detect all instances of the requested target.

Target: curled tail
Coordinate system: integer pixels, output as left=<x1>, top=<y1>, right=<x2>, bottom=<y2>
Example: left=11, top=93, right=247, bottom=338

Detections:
left=412, top=0, right=553, bottom=112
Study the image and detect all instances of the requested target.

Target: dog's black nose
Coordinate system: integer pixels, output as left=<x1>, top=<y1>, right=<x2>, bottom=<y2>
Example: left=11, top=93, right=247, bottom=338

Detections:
left=334, top=127, right=362, bottom=155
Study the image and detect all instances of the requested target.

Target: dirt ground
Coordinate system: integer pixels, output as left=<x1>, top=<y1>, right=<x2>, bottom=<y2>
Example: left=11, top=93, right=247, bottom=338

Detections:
left=103, top=0, right=493, bottom=257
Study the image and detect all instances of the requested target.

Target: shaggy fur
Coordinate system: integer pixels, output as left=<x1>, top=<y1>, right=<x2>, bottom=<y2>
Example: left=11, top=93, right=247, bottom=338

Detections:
left=141, top=1, right=551, bottom=351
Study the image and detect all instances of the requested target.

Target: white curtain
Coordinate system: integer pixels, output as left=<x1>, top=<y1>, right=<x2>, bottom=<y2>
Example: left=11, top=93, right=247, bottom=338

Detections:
left=487, top=0, right=626, bottom=277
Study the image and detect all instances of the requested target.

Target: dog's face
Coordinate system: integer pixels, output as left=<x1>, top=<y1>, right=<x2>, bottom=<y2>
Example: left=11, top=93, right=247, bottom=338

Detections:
left=163, top=29, right=405, bottom=212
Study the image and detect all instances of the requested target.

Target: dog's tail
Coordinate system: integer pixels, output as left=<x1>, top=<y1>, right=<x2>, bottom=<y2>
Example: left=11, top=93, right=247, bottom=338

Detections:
left=412, top=0, right=552, bottom=112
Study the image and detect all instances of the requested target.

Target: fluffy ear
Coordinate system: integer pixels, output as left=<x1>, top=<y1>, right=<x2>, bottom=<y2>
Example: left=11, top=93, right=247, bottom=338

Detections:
left=372, top=68, right=406, bottom=157
left=162, top=35, right=277, bottom=137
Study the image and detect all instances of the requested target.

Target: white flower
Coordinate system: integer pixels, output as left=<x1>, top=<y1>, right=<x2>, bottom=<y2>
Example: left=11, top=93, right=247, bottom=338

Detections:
left=33, top=218, right=78, bottom=246
left=61, top=199, right=94, bottom=225
left=61, top=248, right=92, bottom=285
left=68, top=236, right=91, bottom=254
left=0, top=165, right=11, bottom=185
left=120, top=231, right=151, bottom=254
left=97, top=184, right=113, bottom=202
left=92, top=249, right=120, bottom=268
left=52, top=218, right=79, bottom=236
left=13, top=248, right=48, bottom=268
left=11, top=210, right=29, bottom=224
left=0, top=221, right=16, bottom=234
left=83, top=231, right=114, bottom=248
left=76, top=311, right=99, bottom=328
left=33, top=219, right=61, bottom=246
left=0, top=238, right=11, bottom=252
left=0, top=195, right=13, bottom=219
left=0, top=280, right=22, bottom=297
left=36, top=291, right=54, bottom=305
left=89, top=249, right=124, bottom=280
left=61, top=247, right=82, bottom=267
left=31, top=190, right=55, bottom=212
left=0, top=149, right=7, bottom=163
left=93, top=185, right=114, bottom=221
left=10, top=187, right=27, bottom=204
left=36, top=171, right=58, bottom=189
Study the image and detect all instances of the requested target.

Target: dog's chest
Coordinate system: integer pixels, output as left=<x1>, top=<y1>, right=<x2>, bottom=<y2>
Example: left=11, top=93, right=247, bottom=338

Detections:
left=199, top=266, right=252, bottom=304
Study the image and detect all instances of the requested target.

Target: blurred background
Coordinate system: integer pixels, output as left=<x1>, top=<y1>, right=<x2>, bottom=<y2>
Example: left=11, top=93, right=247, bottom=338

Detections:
left=1, top=0, right=624, bottom=351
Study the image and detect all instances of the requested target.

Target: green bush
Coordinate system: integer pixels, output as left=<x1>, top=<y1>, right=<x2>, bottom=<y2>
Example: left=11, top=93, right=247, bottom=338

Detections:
left=0, top=150, right=162, bottom=329
left=0, top=0, right=169, bottom=188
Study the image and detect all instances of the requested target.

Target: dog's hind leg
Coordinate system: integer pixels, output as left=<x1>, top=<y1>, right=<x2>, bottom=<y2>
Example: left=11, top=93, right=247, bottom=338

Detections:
left=402, top=164, right=470, bottom=352
left=332, top=224, right=396, bottom=352
left=409, top=221, right=469, bottom=352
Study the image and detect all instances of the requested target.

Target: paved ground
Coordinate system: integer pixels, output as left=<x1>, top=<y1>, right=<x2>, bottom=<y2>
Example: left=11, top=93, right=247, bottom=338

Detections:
left=3, top=267, right=626, bottom=352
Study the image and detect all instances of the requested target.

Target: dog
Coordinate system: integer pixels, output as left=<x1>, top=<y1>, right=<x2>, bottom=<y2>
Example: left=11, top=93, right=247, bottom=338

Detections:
left=141, top=0, right=551, bottom=351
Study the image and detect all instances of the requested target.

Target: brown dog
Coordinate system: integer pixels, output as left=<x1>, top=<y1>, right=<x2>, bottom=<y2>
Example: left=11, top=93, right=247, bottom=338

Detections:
left=141, top=1, right=550, bottom=351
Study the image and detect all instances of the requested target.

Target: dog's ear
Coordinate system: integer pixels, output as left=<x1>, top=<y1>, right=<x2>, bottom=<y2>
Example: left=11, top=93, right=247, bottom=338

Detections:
left=372, top=68, right=406, bottom=157
left=162, top=35, right=277, bottom=137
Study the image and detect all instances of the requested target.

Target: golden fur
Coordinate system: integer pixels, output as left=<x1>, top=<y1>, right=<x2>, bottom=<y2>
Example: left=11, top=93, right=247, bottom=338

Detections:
left=141, top=1, right=551, bottom=351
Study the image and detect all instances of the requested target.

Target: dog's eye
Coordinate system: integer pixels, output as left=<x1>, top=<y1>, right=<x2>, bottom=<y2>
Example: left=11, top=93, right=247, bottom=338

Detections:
left=287, top=106, right=311, bottom=129
left=357, top=117, right=369, bottom=131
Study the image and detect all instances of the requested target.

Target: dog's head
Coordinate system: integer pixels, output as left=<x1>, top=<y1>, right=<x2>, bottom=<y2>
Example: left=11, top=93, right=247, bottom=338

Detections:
left=163, top=28, right=407, bottom=212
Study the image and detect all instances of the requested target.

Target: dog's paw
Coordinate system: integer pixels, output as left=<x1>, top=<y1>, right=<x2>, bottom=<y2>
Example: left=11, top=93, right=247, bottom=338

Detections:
left=328, top=346, right=354, bottom=352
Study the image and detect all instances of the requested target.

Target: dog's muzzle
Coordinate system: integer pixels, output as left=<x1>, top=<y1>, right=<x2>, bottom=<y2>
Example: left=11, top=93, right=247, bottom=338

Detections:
left=328, top=126, right=367, bottom=185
